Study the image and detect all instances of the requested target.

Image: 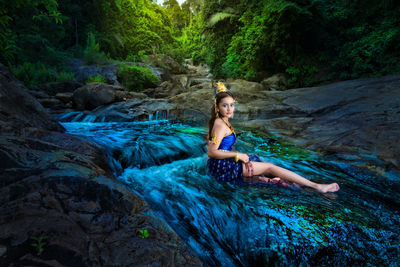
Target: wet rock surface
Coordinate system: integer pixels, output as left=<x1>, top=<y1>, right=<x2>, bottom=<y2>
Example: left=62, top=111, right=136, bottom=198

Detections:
left=241, top=75, right=400, bottom=171
left=0, top=64, right=202, bottom=266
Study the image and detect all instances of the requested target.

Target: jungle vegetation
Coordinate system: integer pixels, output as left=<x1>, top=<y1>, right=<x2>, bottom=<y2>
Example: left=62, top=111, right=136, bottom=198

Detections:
left=1, top=0, right=399, bottom=88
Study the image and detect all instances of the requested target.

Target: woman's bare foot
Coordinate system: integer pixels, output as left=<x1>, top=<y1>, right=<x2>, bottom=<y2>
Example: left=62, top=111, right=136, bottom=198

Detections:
left=315, top=183, right=340, bottom=193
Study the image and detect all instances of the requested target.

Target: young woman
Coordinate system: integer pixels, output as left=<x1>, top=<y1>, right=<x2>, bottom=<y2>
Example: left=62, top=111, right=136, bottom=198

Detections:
left=206, top=82, right=340, bottom=193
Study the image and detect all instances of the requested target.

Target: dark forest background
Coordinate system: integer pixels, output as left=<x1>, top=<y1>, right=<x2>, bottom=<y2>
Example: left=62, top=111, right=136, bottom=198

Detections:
left=1, top=0, right=399, bottom=88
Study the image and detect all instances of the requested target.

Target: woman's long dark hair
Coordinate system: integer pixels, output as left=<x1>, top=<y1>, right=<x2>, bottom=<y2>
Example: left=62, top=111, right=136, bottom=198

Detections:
left=208, top=91, right=235, bottom=138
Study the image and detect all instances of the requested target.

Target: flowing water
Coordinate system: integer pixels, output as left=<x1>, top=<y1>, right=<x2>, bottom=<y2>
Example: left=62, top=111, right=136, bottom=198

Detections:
left=57, top=112, right=400, bottom=266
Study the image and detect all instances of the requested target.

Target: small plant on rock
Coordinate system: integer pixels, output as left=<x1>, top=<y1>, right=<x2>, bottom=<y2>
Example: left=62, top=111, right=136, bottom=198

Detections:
left=138, top=229, right=149, bottom=239
left=85, top=74, right=107, bottom=84
left=31, top=235, right=48, bottom=256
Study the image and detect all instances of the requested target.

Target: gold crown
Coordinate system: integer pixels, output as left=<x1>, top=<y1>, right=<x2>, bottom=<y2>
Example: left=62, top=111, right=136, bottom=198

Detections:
left=216, top=82, right=227, bottom=93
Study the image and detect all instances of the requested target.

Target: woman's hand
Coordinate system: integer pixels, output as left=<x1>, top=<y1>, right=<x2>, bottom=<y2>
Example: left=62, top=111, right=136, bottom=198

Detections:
left=238, top=153, right=249, bottom=163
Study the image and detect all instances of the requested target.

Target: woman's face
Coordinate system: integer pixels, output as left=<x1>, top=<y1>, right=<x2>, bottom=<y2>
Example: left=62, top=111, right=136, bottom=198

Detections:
left=218, top=96, right=235, bottom=119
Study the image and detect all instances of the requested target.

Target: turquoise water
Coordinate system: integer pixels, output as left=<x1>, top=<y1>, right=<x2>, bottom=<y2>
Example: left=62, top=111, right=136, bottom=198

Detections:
left=59, top=115, right=400, bottom=266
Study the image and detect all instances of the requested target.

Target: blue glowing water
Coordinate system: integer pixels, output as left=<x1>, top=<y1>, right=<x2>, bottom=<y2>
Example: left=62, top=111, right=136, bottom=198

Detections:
left=59, top=114, right=400, bottom=266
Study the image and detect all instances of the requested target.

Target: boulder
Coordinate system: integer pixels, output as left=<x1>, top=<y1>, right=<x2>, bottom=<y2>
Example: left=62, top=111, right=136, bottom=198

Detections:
left=261, top=73, right=288, bottom=91
left=145, top=54, right=187, bottom=74
left=0, top=63, right=202, bottom=266
left=38, top=97, right=63, bottom=109
left=55, top=92, right=73, bottom=104
left=186, top=63, right=210, bottom=76
left=28, top=90, right=50, bottom=99
left=72, top=82, right=128, bottom=110
left=0, top=64, right=64, bottom=133
left=225, top=79, right=266, bottom=102
left=241, top=75, right=400, bottom=170
left=173, top=74, right=190, bottom=89
left=168, top=88, right=213, bottom=120
left=68, top=59, right=121, bottom=86
left=142, top=80, right=186, bottom=99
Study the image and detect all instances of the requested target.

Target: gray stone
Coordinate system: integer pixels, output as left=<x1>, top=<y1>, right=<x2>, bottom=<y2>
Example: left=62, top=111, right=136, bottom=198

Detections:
left=261, top=73, right=288, bottom=91
left=0, top=63, right=203, bottom=266
left=145, top=54, right=187, bottom=74
left=72, top=82, right=127, bottom=110
left=55, top=92, right=73, bottom=103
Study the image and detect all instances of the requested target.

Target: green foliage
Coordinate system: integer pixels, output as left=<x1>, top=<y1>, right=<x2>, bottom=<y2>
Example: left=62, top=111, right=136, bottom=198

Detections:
left=3, top=0, right=400, bottom=88
left=126, top=50, right=149, bottom=63
left=85, top=74, right=107, bottom=84
left=90, top=0, right=178, bottom=60
left=138, top=229, right=149, bottom=239
left=31, top=235, right=48, bottom=256
left=330, top=19, right=400, bottom=79
left=117, top=64, right=160, bottom=91
left=179, top=17, right=207, bottom=64
left=0, top=28, right=18, bottom=65
left=285, top=59, right=318, bottom=87
left=222, top=0, right=316, bottom=81
left=0, top=0, right=68, bottom=67
left=56, top=71, right=75, bottom=82
left=83, top=32, right=109, bottom=65
left=196, top=0, right=400, bottom=85
left=11, top=62, right=74, bottom=88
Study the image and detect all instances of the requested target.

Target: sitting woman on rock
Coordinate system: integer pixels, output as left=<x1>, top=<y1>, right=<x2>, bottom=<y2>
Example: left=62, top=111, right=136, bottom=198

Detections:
left=206, top=82, right=340, bottom=193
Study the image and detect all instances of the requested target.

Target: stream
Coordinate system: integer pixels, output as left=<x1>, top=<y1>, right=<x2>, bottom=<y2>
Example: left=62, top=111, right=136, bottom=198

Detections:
left=56, top=112, right=400, bottom=266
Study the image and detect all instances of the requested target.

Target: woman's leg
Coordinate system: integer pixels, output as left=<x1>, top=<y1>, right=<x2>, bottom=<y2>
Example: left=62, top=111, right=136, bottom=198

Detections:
left=243, top=161, right=340, bottom=193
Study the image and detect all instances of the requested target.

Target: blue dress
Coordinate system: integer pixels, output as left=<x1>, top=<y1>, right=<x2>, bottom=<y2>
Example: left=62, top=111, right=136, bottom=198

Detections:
left=207, top=131, right=263, bottom=184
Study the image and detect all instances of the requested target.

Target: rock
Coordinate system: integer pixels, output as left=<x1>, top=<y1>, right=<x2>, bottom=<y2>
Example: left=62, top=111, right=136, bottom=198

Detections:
left=0, top=63, right=202, bottom=266
left=188, top=78, right=212, bottom=87
left=128, top=91, right=148, bottom=99
left=42, top=81, right=83, bottom=95
left=28, top=90, right=50, bottom=99
left=145, top=54, right=187, bottom=74
left=38, top=97, right=63, bottom=109
left=55, top=92, right=73, bottom=104
left=168, top=88, right=213, bottom=120
left=72, top=82, right=128, bottom=110
left=184, top=58, right=193, bottom=66
left=242, top=75, right=400, bottom=170
left=186, top=63, right=210, bottom=76
left=0, top=64, right=64, bottom=133
left=241, top=117, right=314, bottom=138
left=67, top=58, right=121, bottom=85
left=142, top=80, right=186, bottom=99
left=173, top=74, right=190, bottom=89
left=261, top=73, right=288, bottom=91
left=225, top=79, right=266, bottom=102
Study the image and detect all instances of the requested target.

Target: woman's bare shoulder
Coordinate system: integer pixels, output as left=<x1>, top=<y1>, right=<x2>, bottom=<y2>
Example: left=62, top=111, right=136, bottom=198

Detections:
left=214, top=118, right=224, bottom=125
left=212, top=118, right=229, bottom=133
